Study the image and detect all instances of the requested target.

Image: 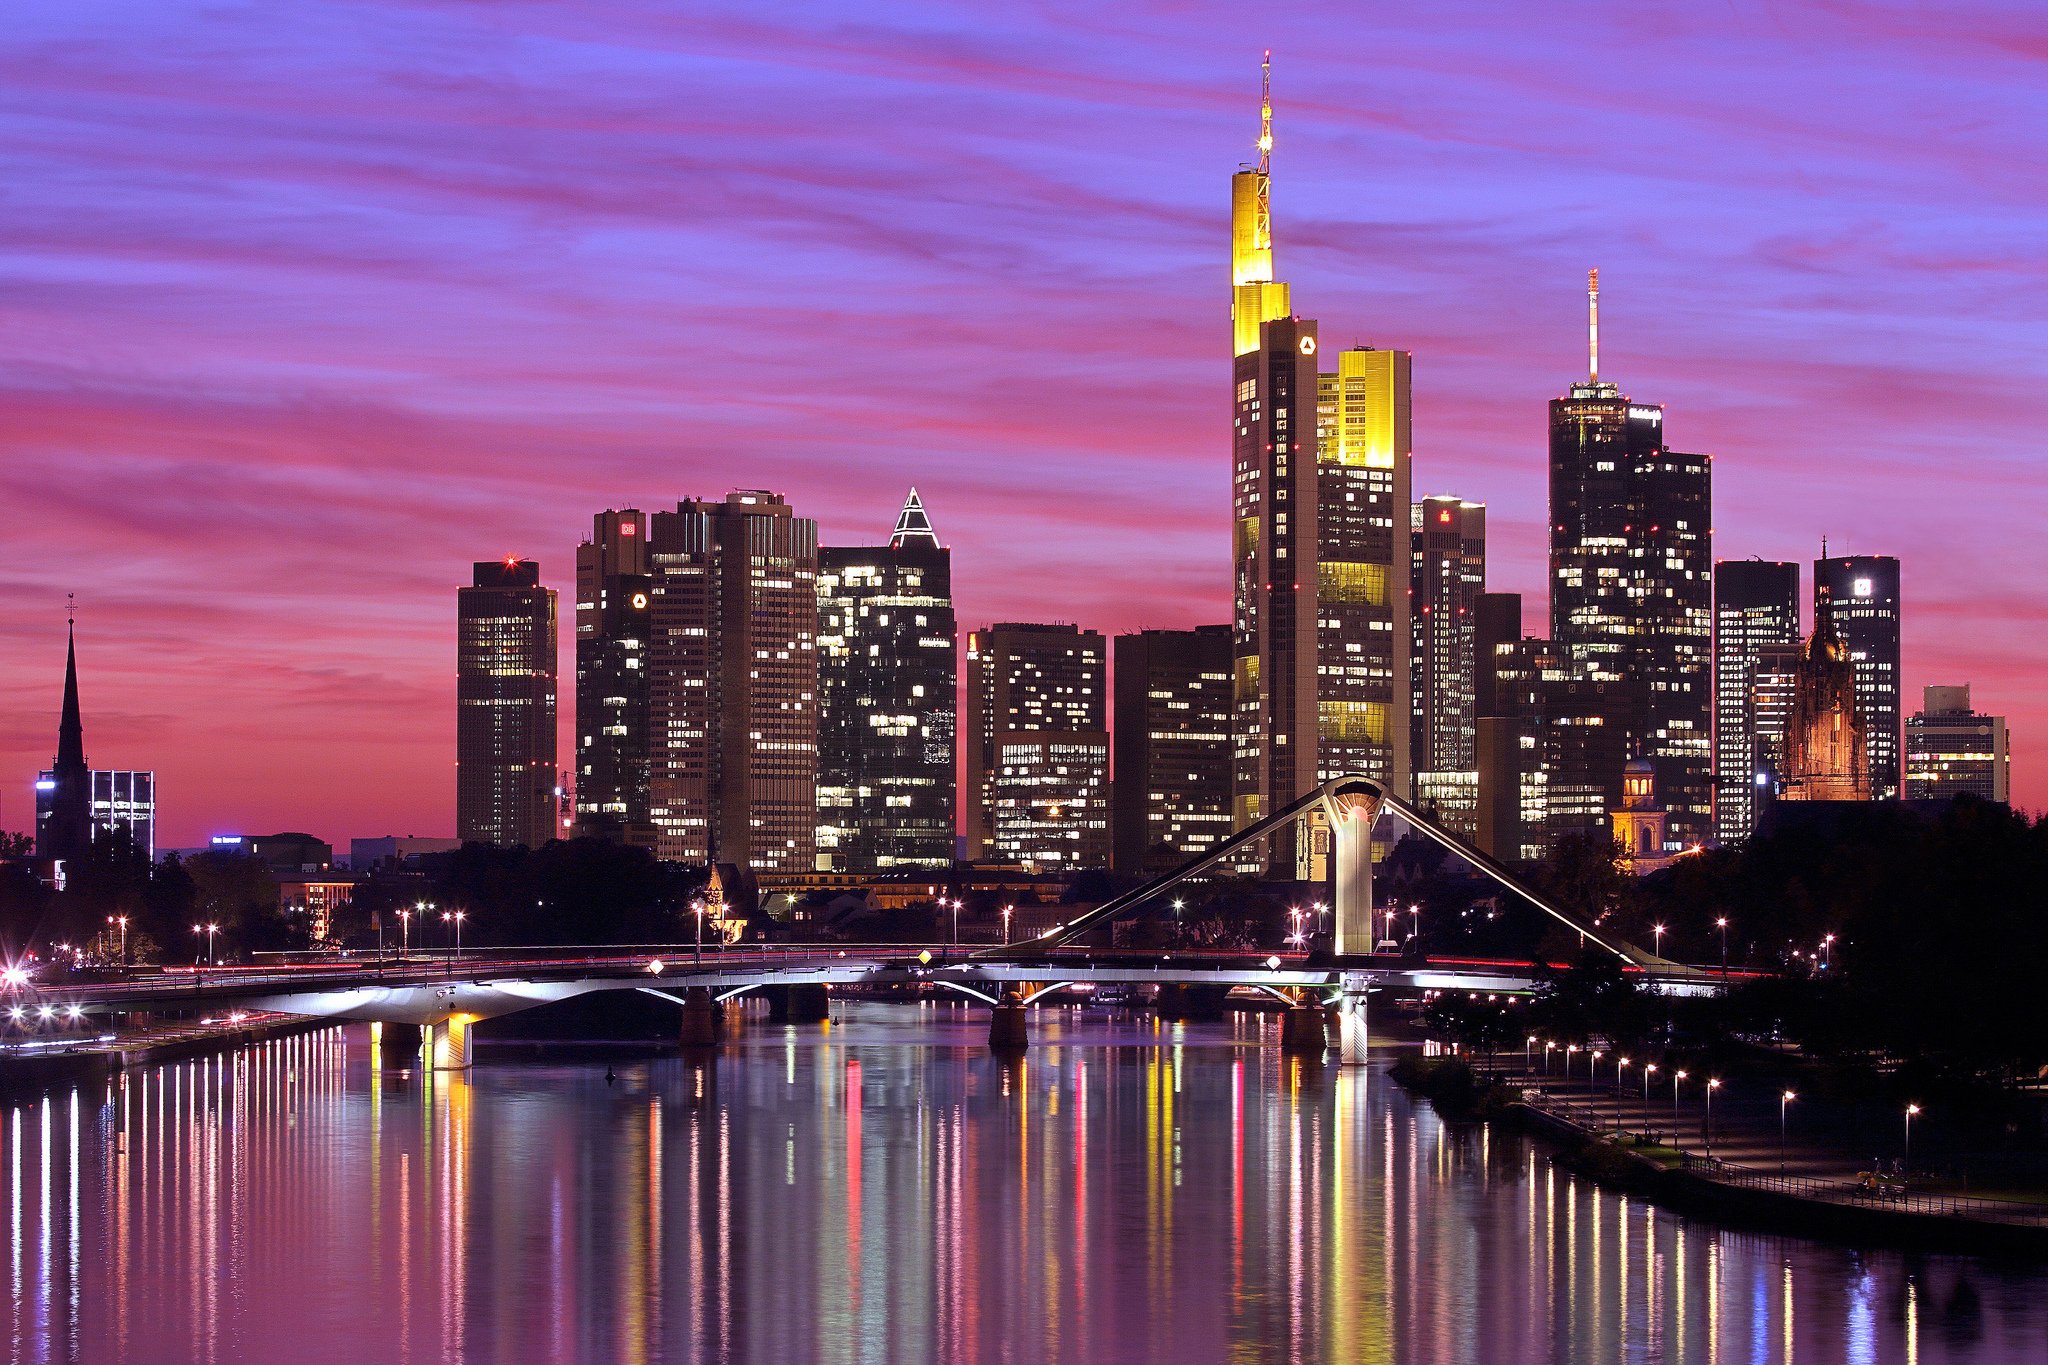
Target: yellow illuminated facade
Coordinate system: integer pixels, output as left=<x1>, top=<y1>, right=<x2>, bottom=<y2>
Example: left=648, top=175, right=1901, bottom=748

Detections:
left=1314, top=347, right=1412, bottom=796
left=1229, top=55, right=1291, bottom=358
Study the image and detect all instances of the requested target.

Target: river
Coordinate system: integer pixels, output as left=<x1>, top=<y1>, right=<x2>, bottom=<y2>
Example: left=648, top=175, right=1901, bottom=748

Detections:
left=3, top=1003, right=2044, bottom=1363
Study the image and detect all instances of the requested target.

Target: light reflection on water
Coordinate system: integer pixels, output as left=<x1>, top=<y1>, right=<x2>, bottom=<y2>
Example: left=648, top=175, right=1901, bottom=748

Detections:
left=2, top=1003, right=2044, bottom=1364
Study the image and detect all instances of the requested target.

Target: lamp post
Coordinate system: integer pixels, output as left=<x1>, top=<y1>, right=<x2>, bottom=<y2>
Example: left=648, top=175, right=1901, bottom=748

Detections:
left=110, top=916, right=128, bottom=967
left=1615, top=1057, right=1631, bottom=1135
left=1672, top=1069, right=1688, bottom=1139
left=1780, top=1090, right=1797, bottom=1174
left=192, top=923, right=204, bottom=967
left=1653, top=923, right=1666, bottom=959
left=1588, top=1049, right=1603, bottom=1102
left=1820, top=933, right=1835, bottom=971
left=205, top=923, right=220, bottom=967
left=1705, top=1078, right=1721, bottom=1158
left=1545, top=1041, right=1558, bottom=1076
left=1004, top=904, right=1015, bottom=946
left=1525, top=1035, right=1537, bottom=1073
left=398, top=909, right=412, bottom=956
left=1904, top=1103, right=1921, bottom=1173
left=1409, top=904, right=1421, bottom=947
left=1715, top=917, right=1729, bottom=976
left=445, top=910, right=466, bottom=961
left=1642, top=1062, right=1657, bottom=1136
left=950, top=898, right=961, bottom=950
left=693, top=899, right=706, bottom=965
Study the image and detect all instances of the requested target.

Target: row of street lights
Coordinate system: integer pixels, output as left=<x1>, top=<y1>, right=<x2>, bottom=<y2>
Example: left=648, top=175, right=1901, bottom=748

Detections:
left=1524, top=1033, right=1920, bottom=1172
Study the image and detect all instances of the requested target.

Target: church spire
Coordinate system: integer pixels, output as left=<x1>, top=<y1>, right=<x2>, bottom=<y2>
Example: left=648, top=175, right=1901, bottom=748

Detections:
left=889, top=487, right=939, bottom=548
left=55, top=609, right=85, bottom=775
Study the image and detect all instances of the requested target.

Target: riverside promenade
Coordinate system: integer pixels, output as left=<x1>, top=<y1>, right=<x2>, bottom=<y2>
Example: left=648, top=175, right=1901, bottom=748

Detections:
left=1455, top=1054, right=2048, bottom=1244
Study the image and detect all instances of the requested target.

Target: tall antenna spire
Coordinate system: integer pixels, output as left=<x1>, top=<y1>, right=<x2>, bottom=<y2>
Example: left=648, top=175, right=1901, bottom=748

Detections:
left=1258, top=50, right=1273, bottom=176
left=1588, top=268, right=1600, bottom=383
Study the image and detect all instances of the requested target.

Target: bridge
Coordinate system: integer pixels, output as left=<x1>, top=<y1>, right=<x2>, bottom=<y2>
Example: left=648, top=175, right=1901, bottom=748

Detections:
left=14, top=777, right=1735, bottom=1068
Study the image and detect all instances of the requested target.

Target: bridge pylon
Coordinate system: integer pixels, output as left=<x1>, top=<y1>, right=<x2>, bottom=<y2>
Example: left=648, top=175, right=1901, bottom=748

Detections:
left=1323, top=782, right=1381, bottom=958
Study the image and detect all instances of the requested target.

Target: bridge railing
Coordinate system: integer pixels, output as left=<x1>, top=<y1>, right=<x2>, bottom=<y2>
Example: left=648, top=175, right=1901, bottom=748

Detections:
left=1675, top=1156, right=2048, bottom=1224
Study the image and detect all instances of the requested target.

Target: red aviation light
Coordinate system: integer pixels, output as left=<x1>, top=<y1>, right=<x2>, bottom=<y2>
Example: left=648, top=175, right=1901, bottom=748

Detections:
left=1438, top=509, right=1452, bottom=523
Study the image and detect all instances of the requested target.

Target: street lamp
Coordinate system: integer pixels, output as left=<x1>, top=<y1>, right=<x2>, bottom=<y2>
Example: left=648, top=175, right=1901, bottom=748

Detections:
left=1780, top=1090, right=1797, bottom=1174
left=1564, top=1043, right=1579, bottom=1089
left=1642, top=1062, right=1657, bottom=1135
left=1004, top=904, right=1015, bottom=946
left=443, top=910, right=466, bottom=960
left=1653, top=923, right=1666, bottom=959
left=693, top=899, right=706, bottom=965
left=398, top=908, right=413, bottom=956
left=1705, top=1078, right=1722, bottom=1158
left=1588, top=1050, right=1603, bottom=1101
left=950, top=898, right=961, bottom=949
left=1820, top=933, right=1836, bottom=971
left=1672, top=1069, right=1688, bottom=1137
left=1904, top=1103, right=1921, bottom=1173
left=109, top=916, right=128, bottom=966
left=1715, top=917, right=1729, bottom=976
left=1615, top=1057, right=1631, bottom=1134
left=1545, top=1040, right=1558, bottom=1075
left=1525, top=1034, right=1537, bottom=1072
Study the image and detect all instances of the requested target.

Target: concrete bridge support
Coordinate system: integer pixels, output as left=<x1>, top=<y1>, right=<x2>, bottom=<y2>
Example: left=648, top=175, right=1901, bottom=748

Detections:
left=1325, top=787, right=1380, bottom=957
left=765, top=983, right=830, bottom=1024
left=1334, top=981, right=1369, bottom=1066
left=678, top=988, right=724, bottom=1048
left=1280, top=1002, right=1327, bottom=1055
left=988, top=991, right=1028, bottom=1052
left=426, top=1015, right=473, bottom=1070
left=374, top=1020, right=422, bottom=1065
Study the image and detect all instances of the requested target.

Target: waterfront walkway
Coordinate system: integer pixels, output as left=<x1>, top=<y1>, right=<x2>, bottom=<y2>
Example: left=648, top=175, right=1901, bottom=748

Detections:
left=1476, top=1057, right=2048, bottom=1227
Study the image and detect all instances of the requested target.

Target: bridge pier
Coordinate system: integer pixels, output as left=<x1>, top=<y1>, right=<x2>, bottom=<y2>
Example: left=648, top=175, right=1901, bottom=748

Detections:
left=375, top=1020, right=422, bottom=1065
left=678, top=988, right=724, bottom=1048
left=1280, top=1001, right=1327, bottom=1055
left=1334, top=984, right=1369, bottom=1066
left=988, top=991, right=1029, bottom=1051
left=426, top=1015, right=473, bottom=1070
left=765, top=983, right=830, bottom=1024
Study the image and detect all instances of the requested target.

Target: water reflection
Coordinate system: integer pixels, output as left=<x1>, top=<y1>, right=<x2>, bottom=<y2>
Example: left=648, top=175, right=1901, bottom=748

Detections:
left=0, top=1007, right=2042, bottom=1363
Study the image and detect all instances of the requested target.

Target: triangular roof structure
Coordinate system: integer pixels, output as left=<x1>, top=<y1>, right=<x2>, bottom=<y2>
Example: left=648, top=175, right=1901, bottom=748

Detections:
left=889, top=487, right=938, bottom=549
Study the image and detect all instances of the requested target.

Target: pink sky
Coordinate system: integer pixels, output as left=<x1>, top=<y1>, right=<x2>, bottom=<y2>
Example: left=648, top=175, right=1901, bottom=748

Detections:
left=2, top=2, right=2043, bottom=846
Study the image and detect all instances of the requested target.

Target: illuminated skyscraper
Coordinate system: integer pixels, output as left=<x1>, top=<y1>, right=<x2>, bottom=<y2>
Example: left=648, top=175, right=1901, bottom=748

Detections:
left=644, top=491, right=818, bottom=872
left=1712, top=560, right=1800, bottom=842
left=1411, top=496, right=1485, bottom=774
left=1549, top=271, right=1712, bottom=844
left=1113, top=626, right=1233, bottom=875
left=457, top=559, right=558, bottom=849
left=575, top=510, right=652, bottom=845
left=816, top=490, right=957, bottom=871
left=1316, top=347, right=1413, bottom=795
left=1814, top=554, right=1902, bottom=800
left=966, top=623, right=1109, bottom=870
left=1230, top=52, right=1290, bottom=360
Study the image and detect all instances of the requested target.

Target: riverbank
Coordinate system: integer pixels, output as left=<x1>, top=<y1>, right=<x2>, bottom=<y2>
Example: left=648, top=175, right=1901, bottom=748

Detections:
left=1392, top=1054, right=2048, bottom=1260
left=0, top=1013, right=333, bottom=1102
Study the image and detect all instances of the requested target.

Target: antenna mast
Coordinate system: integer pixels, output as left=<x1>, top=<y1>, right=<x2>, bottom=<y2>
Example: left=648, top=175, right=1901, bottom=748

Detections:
left=1258, top=51, right=1272, bottom=175
left=1588, top=268, right=1600, bottom=382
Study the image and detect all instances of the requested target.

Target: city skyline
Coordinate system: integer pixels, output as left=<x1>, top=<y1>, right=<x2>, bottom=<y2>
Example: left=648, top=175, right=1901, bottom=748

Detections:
left=4, top=5, right=2044, bottom=844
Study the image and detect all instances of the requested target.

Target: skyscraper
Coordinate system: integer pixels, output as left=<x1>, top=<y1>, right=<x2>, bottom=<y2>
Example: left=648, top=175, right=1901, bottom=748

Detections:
left=1814, top=554, right=1902, bottom=801
left=1712, top=560, right=1801, bottom=842
left=965, top=623, right=1109, bottom=870
left=1113, top=626, right=1233, bottom=876
left=816, top=489, right=957, bottom=872
left=1230, top=53, right=1290, bottom=360
left=1489, top=637, right=1638, bottom=855
left=1905, top=686, right=2009, bottom=804
left=1411, top=496, right=1486, bottom=774
left=34, top=619, right=91, bottom=864
left=457, top=559, right=559, bottom=849
left=644, top=491, right=819, bottom=872
left=1232, top=311, right=1321, bottom=864
left=574, top=510, right=652, bottom=845
left=1316, top=346, right=1413, bottom=795
left=1549, top=271, right=1712, bottom=844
